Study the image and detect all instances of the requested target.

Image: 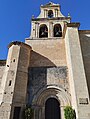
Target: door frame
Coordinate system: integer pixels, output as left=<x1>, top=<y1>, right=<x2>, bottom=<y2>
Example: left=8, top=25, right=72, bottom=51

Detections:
left=32, top=85, right=71, bottom=119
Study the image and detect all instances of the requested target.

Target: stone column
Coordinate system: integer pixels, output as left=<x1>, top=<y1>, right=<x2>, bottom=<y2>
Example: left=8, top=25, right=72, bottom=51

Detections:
left=44, top=9, right=48, bottom=18
left=44, top=10, right=47, bottom=18
left=41, top=106, right=45, bottom=119
left=37, top=22, right=39, bottom=38
left=35, top=23, right=37, bottom=38
left=34, top=107, right=38, bottom=119
left=65, top=23, right=90, bottom=119
left=31, top=21, right=36, bottom=38
left=35, top=22, right=39, bottom=38
left=49, top=22, right=53, bottom=38
left=54, top=9, right=58, bottom=17
left=46, top=10, right=48, bottom=18
left=61, top=106, right=64, bottom=119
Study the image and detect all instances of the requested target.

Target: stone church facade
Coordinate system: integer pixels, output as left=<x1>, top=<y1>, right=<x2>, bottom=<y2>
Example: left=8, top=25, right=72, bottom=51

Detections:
left=0, top=2, right=90, bottom=119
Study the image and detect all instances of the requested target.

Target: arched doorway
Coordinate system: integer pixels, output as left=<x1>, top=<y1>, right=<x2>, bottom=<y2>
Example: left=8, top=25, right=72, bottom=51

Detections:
left=32, top=87, right=71, bottom=119
left=45, top=98, right=61, bottom=119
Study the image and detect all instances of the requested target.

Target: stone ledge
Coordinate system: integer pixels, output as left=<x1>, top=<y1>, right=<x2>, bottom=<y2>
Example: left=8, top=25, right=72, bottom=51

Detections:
left=79, top=30, right=90, bottom=34
left=8, top=41, right=32, bottom=49
left=67, top=22, right=80, bottom=27
left=32, top=17, right=71, bottom=21
left=63, top=22, right=80, bottom=38
left=25, top=37, right=63, bottom=40
left=0, top=60, right=6, bottom=66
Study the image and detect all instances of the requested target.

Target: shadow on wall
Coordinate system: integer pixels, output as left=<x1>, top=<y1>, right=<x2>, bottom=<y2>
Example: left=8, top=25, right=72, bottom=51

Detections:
left=27, top=50, right=56, bottom=104
left=29, top=50, right=56, bottom=67
left=27, top=50, right=68, bottom=104
left=80, top=34, right=90, bottom=97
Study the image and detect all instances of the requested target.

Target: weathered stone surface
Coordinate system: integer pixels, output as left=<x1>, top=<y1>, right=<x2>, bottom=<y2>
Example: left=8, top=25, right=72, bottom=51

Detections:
left=65, top=27, right=90, bottom=119
left=28, top=66, right=69, bottom=104
left=0, top=42, right=32, bottom=119
left=79, top=32, right=90, bottom=97
left=0, top=66, right=5, bottom=86
left=26, top=39, right=67, bottom=67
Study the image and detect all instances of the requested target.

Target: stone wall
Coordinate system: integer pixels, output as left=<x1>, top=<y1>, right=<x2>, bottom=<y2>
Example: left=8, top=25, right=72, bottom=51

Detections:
left=0, top=42, right=32, bottom=119
left=28, top=66, right=69, bottom=105
left=26, top=37, right=69, bottom=107
left=65, top=26, right=90, bottom=119
left=0, top=65, right=5, bottom=86
left=0, top=60, right=6, bottom=89
left=26, top=38, right=67, bottom=67
left=79, top=31, right=90, bottom=97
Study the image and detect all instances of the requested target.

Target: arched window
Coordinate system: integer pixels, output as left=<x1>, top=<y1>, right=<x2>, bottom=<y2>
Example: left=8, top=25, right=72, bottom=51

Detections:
left=54, top=24, right=62, bottom=37
left=48, top=10, right=53, bottom=18
left=39, top=24, right=48, bottom=38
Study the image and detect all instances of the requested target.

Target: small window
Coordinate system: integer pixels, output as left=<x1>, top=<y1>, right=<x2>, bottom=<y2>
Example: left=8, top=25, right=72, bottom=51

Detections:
left=13, top=59, right=15, bottom=62
left=48, top=10, right=53, bottom=18
left=9, top=80, right=12, bottom=86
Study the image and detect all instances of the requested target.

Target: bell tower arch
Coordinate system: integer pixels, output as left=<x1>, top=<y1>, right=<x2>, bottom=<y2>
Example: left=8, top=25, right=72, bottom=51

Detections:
left=30, top=2, right=71, bottom=39
left=39, top=24, right=48, bottom=38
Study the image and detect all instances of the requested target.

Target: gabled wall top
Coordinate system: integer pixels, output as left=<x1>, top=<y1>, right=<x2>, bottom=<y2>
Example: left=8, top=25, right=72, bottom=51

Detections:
left=29, top=2, right=71, bottom=39
left=37, top=2, right=65, bottom=18
left=41, top=2, right=60, bottom=8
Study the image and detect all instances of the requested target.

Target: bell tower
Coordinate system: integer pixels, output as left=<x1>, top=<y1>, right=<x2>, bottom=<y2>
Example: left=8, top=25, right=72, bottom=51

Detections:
left=25, top=2, right=71, bottom=119
left=30, top=2, right=71, bottom=39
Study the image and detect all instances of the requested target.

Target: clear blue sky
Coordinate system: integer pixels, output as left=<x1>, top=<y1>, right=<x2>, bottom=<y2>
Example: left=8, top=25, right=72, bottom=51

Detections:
left=0, top=0, right=90, bottom=59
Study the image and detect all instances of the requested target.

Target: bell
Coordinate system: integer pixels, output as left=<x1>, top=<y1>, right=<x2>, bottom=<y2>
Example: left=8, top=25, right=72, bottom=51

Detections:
left=56, top=31, right=59, bottom=36
left=45, top=29, right=48, bottom=33
left=41, top=31, right=45, bottom=36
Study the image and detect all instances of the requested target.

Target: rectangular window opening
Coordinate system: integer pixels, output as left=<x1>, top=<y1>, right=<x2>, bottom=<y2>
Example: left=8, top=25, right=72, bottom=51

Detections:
left=9, top=80, right=12, bottom=86
left=13, top=107, right=21, bottom=119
